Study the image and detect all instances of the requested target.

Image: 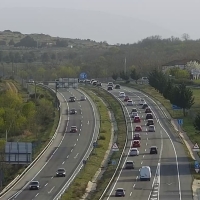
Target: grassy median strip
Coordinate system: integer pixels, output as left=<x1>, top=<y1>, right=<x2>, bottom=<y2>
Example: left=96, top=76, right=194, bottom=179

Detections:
left=83, top=86, right=127, bottom=200
left=61, top=88, right=112, bottom=200
left=125, top=83, right=200, bottom=179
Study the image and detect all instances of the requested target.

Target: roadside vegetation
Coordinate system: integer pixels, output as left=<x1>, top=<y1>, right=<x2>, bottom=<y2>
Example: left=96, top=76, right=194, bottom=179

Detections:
left=60, top=88, right=112, bottom=200
left=0, top=79, right=59, bottom=188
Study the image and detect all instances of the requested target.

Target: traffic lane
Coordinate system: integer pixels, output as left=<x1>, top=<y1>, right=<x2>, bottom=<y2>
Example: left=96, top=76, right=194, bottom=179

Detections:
left=106, top=117, right=161, bottom=199
left=126, top=87, right=192, bottom=199
left=14, top=118, right=82, bottom=200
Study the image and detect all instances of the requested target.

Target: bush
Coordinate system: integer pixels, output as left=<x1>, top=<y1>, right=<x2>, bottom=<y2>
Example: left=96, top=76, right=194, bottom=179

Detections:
left=99, top=135, right=106, bottom=140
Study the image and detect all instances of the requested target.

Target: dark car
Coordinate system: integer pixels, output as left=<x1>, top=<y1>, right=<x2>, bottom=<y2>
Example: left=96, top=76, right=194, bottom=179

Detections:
left=70, top=126, right=78, bottom=133
left=146, top=113, right=153, bottom=120
left=97, top=82, right=102, bottom=86
left=146, top=119, right=154, bottom=126
left=115, top=84, right=120, bottom=89
left=56, top=168, right=66, bottom=177
left=145, top=107, right=152, bottom=113
left=142, top=103, right=148, bottom=109
left=29, top=181, right=40, bottom=190
left=107, top=86, right=113, bottom=90
left=70, top=109, right=77, bottom=114
left=69, top=96, right=75, bottom=102
left=150, top=146, right=158, bottom=154
left=115, top=188, right=125, bottom=197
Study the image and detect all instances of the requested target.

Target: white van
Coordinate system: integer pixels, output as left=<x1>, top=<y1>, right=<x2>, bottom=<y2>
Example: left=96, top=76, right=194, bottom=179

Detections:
left=140, top=166, right=151, bottom=181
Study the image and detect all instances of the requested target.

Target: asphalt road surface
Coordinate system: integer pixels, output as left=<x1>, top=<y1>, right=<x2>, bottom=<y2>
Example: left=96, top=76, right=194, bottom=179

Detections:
left=3, top=88, right=98, bottom=200
left=103, top=85, right=192, bottom=200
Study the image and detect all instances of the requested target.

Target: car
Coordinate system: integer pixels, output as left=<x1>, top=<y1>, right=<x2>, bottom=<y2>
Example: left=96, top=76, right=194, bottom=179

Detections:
left=148, top=125, right=155, bottom=132
left=130, top=112, right=138, bottom=118
left=80, top=95, right=86, bottom=101
left=29, top=181, right=40, bottom=190
left=107, top=86, right=113, bottom=90
left=131, top=108, right=138, bottom=113
left=27, top=79, right=34, bottom=84
left=56, top=168, right=66, bottom=177
left=150, top=146, right=158, bottom=154
left=107, top=82, right=114, bottom=87
left=140, top=166, right=151, bottom=181
left=92, top=81, right=97, bottom=85
left=129, top=148, right=139, bottom=156
left=142, top=103, right=148, bottom=109
left=124, top=96, right=130, bottom=102
left=131, top=140, right=141, bottom=148
left=146, top=113, right=153, bottom=119
left=146, top=119, right=154, bottom=126
left=70, top=126, right=78, bottom=133
left=70, top=108, right=77, bottom=114
left=125, top=161, right=134, bottom=169
left=115, top=188, right=125, bottom=197
left=69, top=96, right=76, bottom=102
left=119, top=92, right=126, bottom=98
left=133, top=133, right=141, bottom=140
left=133, top=116, right=141, bottom=123
left=145, top=107, right=152, bottom=113
left=139, top=99, right=145, bottom=105
left=127, top=100, right=133, bottom=106
left=135, top=125, right=142, bottom=132
left=115, top=84, right=120, bottom=89
left=97, top=82, right=102, bottom=86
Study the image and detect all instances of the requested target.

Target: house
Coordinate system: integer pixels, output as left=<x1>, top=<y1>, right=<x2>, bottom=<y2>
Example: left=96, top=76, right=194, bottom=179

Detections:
left=162, top=59, right=200, bottom=79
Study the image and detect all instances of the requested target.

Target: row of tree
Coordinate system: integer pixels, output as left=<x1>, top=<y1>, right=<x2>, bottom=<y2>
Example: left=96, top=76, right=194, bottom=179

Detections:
left=148, top=69, right=194, bottom=117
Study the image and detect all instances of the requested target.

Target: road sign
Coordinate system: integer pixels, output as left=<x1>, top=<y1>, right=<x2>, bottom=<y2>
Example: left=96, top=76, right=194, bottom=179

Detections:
left=177, top=119, right=183, bottom=125
left=195, top=169, right=199, bottom=173
left=93, top=141, right=98, bottom=148
left=112, top=159, right=117, bottom=165
left=79, top=72, right=87, bottom=80
left=195, top=160, right=200, bottom=173
left=193, top=143, right=200, bottom=152
left=112, top=143, right=119, bottom=151
left=172, top=105, right=182, bottom=110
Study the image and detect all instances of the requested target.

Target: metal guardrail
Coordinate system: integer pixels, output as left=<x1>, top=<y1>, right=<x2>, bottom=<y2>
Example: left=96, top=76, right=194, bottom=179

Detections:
left=0, top=85, right=62, bottom=197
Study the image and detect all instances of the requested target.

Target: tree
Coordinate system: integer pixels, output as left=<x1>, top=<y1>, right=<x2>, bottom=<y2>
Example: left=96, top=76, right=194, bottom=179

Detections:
left=130, top=68, right=140, bottom=83
left=112, top=72, right=118, bottom=81
left=182, top=33, right=190, bottom=41
left=41, top=52, right=50, bottom=63
left=170, top=83, right=194, bottom=116
left=55, top=39, right=68, bottom=47
left=15, top=36, right=37, bottom=47
left=119, top=71, right=129, bottom=81
left=8, top=39, right=15, bottom=46
left=194, top=113, right=200, bottom=132
left=163, top=79, right=174, bottom=100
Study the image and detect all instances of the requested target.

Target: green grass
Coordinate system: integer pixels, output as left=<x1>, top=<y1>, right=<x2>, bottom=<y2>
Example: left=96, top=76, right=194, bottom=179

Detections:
left=81, top=86, right=127, bottom=200
left=125, top=82, right=200, bottom=179
left=61, top=88, right=112, bottom=200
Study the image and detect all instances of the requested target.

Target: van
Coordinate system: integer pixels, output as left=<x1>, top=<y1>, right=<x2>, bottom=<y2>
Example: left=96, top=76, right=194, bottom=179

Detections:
left=140, top=166, right=151, bottom=181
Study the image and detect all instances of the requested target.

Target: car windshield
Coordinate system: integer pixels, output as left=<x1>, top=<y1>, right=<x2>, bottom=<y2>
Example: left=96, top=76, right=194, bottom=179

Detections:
left=71, top=126, right=77, bottom=129
left=31, top=182, right=38, bottom=185
left=58, top=169, right=65, bottom=172
left=116, top=189, right=123, bottom=192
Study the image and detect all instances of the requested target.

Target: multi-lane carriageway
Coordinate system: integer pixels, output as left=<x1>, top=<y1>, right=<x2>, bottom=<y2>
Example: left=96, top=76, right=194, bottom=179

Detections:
left=1, top=88, right=99, bottom=200
left=103, top=85, right=192, bottom=200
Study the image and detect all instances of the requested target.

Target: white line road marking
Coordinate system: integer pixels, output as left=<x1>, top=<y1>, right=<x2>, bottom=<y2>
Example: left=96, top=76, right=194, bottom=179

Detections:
left=79, top=133, right=80, bottom=136
left=146, top=143, right=148, bottom=146
left=62, top=161, right=65, bottom=164
left=74, top=143, right=76, bottom=146
left=51, top=176, right=53, bottom=179
left=145, top=149, right=146, bottom=151
left=130, top=192, right=132, bottom=196
left=71, top=149, right=73, bottom=152
left=67, top=155, right=69, bottom=158
left=143, top=155, right=145, bottom=158
left=147, top=137, right=148, bottom=140
left=35, top=193, right=39, bottom=197
left=74, top=153, right=79, bottom=159
left=81, top=123, right=82, bottom=126
left=136, top=176, right=138, bottom=180
left=77, top=138, right=78, bottom=141
left=45, top=183, right=48, bottom=187
left=141, top=161, right=143, bottom=164
left=133, top=184, right=136, bottom=188
left=48, top=186, right=55, bottom=194
left=87, top=121, right=90, bottom=124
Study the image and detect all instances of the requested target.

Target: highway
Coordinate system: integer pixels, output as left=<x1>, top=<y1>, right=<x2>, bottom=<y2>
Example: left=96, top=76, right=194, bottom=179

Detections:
left=103, top=85, right=192, bottom=200
left=2, top=88, right=99, bottom=200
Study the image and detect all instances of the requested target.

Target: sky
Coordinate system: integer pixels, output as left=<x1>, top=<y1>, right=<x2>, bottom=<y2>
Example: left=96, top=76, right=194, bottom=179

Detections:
left=0, top=0, right=200, bottom=44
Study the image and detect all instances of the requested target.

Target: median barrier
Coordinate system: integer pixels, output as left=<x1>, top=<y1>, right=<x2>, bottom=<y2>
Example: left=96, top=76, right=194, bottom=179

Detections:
left=0, top=85, right=63, bottom=197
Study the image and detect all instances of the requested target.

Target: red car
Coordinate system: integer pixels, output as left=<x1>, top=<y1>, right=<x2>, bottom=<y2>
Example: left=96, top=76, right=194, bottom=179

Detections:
left=70, top=126, right=78, bottom=133
left=135, top=125, right=142, bottom=132
left=145, top=107, right=152, bottom=113
left=124, top=96, right=130, bottom=102
left=133, top=133, right=141, bottom=140
left=133, top=116, right=141, bottom=123
left=132, top=140, right=141, bottom=148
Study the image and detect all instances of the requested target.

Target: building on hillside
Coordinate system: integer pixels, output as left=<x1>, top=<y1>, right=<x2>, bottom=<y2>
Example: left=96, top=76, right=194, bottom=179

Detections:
left=162, top=59, right=200, bottom=79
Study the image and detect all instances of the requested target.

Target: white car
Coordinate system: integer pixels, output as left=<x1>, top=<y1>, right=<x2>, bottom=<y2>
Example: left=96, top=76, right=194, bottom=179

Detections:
left=80, top=95, right=86, bottom=101
left=139, top=98, right=146, bottom=105
left=130, top=112, right=138, bottom=118
left=148, top=125, right=155, bottom=132
left=119, top=92, right=126, bottom=98
left=129, top=148, right=139, bottom=156
left=127, top=100, right=133, bottom=106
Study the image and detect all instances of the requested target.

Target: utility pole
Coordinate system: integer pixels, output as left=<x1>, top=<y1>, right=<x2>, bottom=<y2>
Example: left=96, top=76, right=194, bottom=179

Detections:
left=34, top=82, right=37, bottom=100
left=124, top=57, right=127, bottom=75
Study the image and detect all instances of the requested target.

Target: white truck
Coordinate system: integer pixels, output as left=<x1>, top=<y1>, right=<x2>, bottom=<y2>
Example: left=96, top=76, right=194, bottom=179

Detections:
left=140, top=166, right=151, bottom=181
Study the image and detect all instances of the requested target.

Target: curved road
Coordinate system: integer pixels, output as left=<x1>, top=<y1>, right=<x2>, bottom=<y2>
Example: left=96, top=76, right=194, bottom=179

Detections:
left=1, top=88, right=99, bottom=200
left=103, top=85, right=192, bottom=200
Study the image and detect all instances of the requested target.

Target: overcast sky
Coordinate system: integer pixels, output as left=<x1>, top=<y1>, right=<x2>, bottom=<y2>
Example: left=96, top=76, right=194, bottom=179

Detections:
left=0, top=0, right=199, bottom=44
